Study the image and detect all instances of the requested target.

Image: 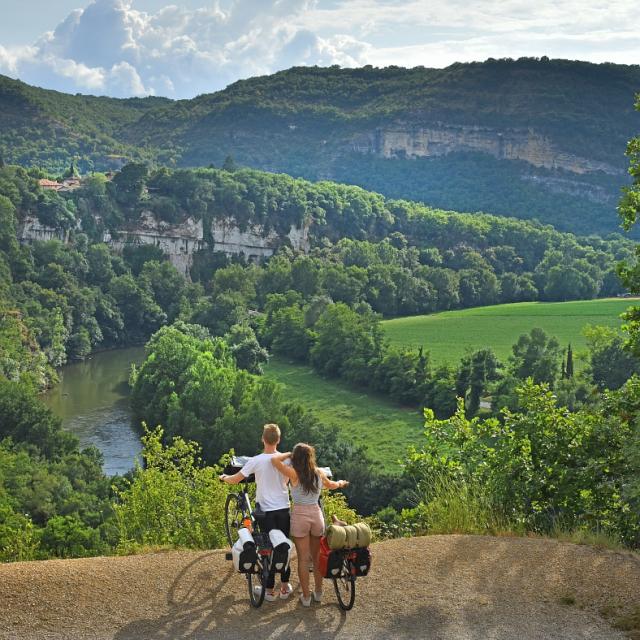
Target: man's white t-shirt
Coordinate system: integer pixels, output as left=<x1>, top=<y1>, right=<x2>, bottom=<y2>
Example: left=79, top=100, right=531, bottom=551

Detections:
left=240, top=453, right=290, bottom=512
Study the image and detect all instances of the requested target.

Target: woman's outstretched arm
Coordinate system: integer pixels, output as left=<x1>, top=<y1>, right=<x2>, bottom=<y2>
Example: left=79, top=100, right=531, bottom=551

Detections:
left=320, top=470, right=348, bottom=490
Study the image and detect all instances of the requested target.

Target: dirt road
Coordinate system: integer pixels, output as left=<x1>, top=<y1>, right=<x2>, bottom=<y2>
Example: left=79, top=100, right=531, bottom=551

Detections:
left=1, top=535, right=638, bottom=639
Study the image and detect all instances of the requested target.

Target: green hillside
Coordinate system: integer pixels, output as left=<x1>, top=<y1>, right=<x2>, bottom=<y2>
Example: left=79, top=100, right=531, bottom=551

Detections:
left=2, top=57, right=640, bottom=235
left=382, top=299, right=633, bottom=365
left=264, top=358, right=422, bottom=471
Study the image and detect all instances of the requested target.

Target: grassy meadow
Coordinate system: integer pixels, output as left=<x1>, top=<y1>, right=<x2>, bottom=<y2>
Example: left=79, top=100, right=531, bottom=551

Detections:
left=382, top=298, right=634, bottom=366
left=263, top=357, right=423, bottom=472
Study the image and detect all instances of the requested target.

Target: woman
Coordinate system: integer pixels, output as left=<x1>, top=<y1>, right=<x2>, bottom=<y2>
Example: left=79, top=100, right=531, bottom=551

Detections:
left=271, top=444, right=348, bottom=606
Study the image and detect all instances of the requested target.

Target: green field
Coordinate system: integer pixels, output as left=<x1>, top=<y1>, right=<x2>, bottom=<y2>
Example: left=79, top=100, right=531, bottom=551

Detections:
left=382, top=299, right=635, bottom=366
left=263, top=358, right=423, bottom=472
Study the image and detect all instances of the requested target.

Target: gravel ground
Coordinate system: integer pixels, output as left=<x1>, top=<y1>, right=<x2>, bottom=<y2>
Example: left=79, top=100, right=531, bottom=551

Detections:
left=0, top=535, right=638, bottom=640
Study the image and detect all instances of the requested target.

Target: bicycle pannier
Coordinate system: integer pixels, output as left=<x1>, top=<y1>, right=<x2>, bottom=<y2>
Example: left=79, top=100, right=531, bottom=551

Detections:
left=232, top=528, right=258, bottom=573
left=352, top=546, right=371, bottom=576
left=268, top=529, right=293, bottom=573
left=318, top=536, right=343, bottom=578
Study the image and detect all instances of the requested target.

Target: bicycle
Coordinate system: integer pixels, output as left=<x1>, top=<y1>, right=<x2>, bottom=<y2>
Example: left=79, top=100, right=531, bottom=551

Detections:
left=319, top=527, right=371, bottom=610
left=223, top=456, right=274, bottom=608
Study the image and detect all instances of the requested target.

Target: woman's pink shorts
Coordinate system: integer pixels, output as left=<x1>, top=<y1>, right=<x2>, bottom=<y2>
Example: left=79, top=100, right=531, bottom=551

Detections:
left=290, top=504, right=325, bottom=538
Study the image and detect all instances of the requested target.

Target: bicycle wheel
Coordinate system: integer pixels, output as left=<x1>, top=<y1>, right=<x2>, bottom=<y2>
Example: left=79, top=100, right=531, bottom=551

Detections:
left=247, top=569, right=266, bottom=608
left=224, top=493, right=244, bottom=547
left=333, top=559, right=356, bottom=611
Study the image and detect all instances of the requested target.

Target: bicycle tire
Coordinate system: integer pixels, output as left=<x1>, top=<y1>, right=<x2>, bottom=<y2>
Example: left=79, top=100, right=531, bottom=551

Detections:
left=224, top=493, right=244, bottom=547
left=333, top=558, right=356, bottom=611
left=248, top=570, right=265, bottom=608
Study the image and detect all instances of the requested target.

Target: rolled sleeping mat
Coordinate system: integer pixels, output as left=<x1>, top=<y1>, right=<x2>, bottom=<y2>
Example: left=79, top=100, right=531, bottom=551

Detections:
left=238, top=527, right=255, bottom=549
left=326, top=524, right=347, bottom=550
left=344, top=525, right=358, bottom=549
left=354, top=522, right=372, bottom=548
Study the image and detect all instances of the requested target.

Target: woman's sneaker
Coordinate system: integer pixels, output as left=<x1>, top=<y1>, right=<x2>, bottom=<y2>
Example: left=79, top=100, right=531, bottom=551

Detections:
left=312, top=590, right=322, bottom=603
left=299, top=594, right=312, bottom=607
left=280, top=583, right=293, bottom=600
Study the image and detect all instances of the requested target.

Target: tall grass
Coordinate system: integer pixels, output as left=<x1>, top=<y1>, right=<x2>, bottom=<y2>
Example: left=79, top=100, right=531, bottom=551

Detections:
left=407, top=475, right=518, bottom=537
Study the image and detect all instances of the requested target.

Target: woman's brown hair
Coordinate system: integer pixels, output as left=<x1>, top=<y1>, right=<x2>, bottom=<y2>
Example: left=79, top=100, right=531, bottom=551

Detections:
left=291, top=443, right=319, bottom=494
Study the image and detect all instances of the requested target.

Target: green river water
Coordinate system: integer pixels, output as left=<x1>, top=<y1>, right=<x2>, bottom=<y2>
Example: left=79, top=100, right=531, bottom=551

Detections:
left=44, top=347, right=145, bottom=476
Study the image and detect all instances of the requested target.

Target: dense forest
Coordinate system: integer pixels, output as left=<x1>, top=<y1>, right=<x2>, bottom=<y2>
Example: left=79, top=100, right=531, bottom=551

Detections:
left=2, top=57, right=640, bottom=235
left=0, top=160, right=634, bottom=386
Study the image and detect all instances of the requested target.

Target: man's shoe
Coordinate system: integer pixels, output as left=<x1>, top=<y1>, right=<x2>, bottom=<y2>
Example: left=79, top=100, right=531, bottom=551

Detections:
left=264, top=589, right=278, bottom=602
left=312, top=590, right=322, bottom=602
left=280, top=583, right=294, bottom=599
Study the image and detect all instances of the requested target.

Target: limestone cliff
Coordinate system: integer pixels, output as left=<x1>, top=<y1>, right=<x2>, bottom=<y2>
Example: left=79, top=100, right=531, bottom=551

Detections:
left=104, top=212, right=204, bottom=278
left=19, top=212, right=310, bottom=278
left=352, top=123, right=621, bottom=176
left=17, top=216, right=69, bottom=244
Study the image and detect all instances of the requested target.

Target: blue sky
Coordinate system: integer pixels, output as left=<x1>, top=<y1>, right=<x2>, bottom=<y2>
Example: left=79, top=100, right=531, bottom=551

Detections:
left=0, top=0, right=638, bottom=98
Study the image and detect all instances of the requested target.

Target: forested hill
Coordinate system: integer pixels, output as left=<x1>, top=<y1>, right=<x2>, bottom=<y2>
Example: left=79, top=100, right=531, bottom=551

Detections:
left=2, top=58, right=640, bottom=236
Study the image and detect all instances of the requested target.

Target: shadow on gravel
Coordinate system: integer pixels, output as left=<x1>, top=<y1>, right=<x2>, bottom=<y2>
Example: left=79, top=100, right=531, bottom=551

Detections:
left=114, top=553, right=347, bottom=640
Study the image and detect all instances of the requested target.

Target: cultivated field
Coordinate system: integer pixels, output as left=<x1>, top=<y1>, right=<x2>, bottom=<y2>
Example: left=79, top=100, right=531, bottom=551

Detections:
left=382, top=299, right=634, bottom=366
left=263, top=357, right=422, bottom=471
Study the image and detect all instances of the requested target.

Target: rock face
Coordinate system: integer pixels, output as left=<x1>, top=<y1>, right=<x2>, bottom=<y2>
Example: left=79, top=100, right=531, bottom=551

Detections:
left=19, top=212, right=310, bottom=278
left=210, top=219, right=309, bottom=261
left=104, top=212, right=204, bottom=278
left=352, top=123, right=620, bottom=176
left=17, top=216, right=69, bottom=243
left=106, top=213, right=309, bottom=277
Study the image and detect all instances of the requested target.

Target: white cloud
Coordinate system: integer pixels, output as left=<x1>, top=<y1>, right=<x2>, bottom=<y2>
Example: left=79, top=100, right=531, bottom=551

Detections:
left=0, top=0, right=367, bottom=97
left=0, top=0, right=638, bottom=98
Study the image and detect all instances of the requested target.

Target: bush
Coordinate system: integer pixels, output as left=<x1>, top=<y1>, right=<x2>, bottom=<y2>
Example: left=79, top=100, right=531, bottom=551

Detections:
left=40, top=514, right=103, bottom=558
left=113, top=426, right=229, bottom=552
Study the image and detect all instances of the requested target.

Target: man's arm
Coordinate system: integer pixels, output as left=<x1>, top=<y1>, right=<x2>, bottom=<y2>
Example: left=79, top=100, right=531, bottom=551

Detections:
left=219, top=471, right=245, bottom=484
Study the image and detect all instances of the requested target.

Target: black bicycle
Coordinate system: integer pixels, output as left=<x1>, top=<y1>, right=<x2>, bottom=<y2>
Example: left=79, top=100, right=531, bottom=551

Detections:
left=223, top=456, right=273, bottom=608
left=331, top=550, right=357, bottom=610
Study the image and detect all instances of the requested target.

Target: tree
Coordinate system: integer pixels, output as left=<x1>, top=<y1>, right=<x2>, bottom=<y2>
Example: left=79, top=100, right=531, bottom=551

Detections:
left=222, top=155, right=237, bottom=172
left=268, top=305, right=314, bottom=361
left=509, top=328, right=561, bottom=386
left=618, top=95, right=640, bottom=356
left=565, top=343, right=574, bottom=379
left=455, top=349, right=501, bottom=415
left=225, top=323, right=268, bottom=374
left=584, top=326, right=640, bottom=390
left=110, top=274, right=166, bottom=341
left=109, top=163, right=148, bottom=210
left=310, top=303, right=383, bottom=385
left=139, top=260, right=186, bottom=321
left=0, top=379, right=77, bottom=459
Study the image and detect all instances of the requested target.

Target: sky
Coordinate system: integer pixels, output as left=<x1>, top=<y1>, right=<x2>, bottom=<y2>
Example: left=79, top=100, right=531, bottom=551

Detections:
left=0, top=0, right=638, bottom=99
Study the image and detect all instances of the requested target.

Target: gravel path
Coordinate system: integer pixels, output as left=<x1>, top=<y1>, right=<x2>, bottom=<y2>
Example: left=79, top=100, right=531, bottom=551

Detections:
left=1, top=535, right=638, bottom=640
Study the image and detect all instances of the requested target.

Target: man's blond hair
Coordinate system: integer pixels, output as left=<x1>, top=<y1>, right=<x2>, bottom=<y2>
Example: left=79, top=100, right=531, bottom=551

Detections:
left=262, top=423, right=281, bottom=445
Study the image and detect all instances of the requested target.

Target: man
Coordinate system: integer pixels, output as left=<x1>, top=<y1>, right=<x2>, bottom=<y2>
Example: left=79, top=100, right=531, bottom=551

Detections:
left=219, top=423, right=293, bottom=601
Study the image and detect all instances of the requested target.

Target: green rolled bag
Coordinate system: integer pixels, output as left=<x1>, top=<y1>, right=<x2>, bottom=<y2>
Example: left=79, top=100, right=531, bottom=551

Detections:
left=326, top=524, right=347, bottom=549
left=325, top=522, right=372, bottom=550
left=355, top=522, right=372, bottom=547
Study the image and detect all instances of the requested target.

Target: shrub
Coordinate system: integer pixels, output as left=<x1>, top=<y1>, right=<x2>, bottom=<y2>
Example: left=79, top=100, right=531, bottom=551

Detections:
left=113, top=426, right=228, bottom=553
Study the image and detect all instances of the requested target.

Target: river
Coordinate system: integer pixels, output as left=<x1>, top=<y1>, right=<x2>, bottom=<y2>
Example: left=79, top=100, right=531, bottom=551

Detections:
left=44, top=347, right=146, bottom=476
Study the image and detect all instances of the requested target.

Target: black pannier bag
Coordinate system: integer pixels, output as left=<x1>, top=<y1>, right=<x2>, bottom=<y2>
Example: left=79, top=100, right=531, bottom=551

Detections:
left=232, top=528, right=258, bottom=573
left=352, top=547, right=371, bottom=576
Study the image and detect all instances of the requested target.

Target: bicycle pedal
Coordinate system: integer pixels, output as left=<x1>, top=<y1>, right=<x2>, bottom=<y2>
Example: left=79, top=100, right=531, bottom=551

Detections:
left=225, top=552, right=233, bottom=561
